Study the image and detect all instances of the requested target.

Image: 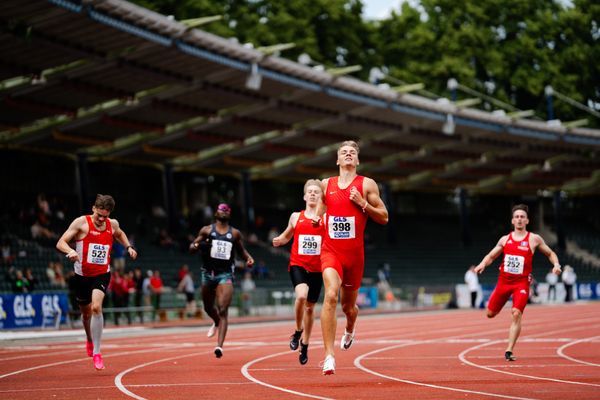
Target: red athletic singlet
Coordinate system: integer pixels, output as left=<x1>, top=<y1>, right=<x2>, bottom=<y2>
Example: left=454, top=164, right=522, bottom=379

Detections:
left=323, top=176, right=368, bottom=250
left=74, top=216, right=113, bottom=277
left=499, top=232, right=533, bottom=283
left=289, top=210, right=323, bottom=273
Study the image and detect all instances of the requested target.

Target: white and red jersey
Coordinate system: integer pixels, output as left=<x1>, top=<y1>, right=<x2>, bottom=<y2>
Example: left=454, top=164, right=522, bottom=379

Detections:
left=499, top=232, right=533, bottom=283
left=323, top=176, right=368, bottom=251
left=289, top=210, right=323, bottom=273
left=74, top=215, right=113, bottom=277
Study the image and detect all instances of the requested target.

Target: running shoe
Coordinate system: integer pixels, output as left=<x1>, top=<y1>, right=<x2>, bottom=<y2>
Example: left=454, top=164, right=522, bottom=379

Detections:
left=321, top=355, right=335, bottom=375
left=214, top=346, right=223, bottom=358
left=289, top=329, right=303, bottom=351
left=86, top=341, right=93, bottom=357
left=340, top=330, right=355, bottom=350
left=505, top=351, right=516, bottom=361
left=93, top=354, right=105, bottom=370
left=299, top=341, right=308, bottom=365
left=207, top=323, right=217, bottom=338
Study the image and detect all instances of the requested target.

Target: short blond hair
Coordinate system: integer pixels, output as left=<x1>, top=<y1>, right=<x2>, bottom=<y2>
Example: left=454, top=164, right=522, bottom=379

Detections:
left=303, top=179, right=322, bottom=194
left=337, top=140, right=359, bottom=155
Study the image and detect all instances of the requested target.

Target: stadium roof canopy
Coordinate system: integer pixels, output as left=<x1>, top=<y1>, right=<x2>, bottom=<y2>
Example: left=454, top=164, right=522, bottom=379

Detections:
left=2, top=0, right=600, bottom=195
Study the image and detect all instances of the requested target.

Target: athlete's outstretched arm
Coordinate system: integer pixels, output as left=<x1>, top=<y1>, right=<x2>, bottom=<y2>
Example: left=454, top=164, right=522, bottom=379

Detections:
left=535, top=234, right=562, bottom=275
left=111, top=219, right=138, bottom=260
left=272, top=212, right=298, bottom=247
left=474, top=236, right=506, bottom=274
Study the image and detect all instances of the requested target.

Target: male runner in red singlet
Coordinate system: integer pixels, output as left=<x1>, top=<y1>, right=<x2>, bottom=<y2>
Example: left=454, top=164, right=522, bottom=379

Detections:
left=475, top=204, right=561, bottom=361
left=317, top=141, right=388, bottom=375
left=272, top=179, right=324, bottom=365
left=56, top=194, right=137, bottom=370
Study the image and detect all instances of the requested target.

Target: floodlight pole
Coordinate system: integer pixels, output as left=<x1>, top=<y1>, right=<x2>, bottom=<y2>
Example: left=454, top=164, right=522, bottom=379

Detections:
left=545, top=85, right=555, bottom=121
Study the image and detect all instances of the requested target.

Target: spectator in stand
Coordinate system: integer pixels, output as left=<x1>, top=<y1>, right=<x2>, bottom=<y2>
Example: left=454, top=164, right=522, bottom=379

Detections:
left=562, top=265, right=577, bottom=302
left=267, top=226, right=280, bottom=243
left=48, top=262, right=66, bottom=288
left=110, top=270, right=131, bottom=325
left=240, top=270, right=256, bottom=316
left=24, top=267, right=37, bottom=292
left=132, top=267, right=145, bottom=322
left=177, top=270, right=196, bottom=318
left=150, top=270, right=163, bottom=320
left=464, top=265, right=480, bottom=308
left=254, top=259, right=270, bottom=279
left=1, top=240, right=14, bottom=264
left=545, top=267, right=559, bottom=302
left=30, top=219, right=57, bottom=240
left=112, top=242, right=126, bottom=272
left=158, top=229, right=177, bottom=251
left=142, top=270, right=153, bottom=311
left=12, top=269, right=30, bottom=293
left=178, top=264, right=190, bottom=283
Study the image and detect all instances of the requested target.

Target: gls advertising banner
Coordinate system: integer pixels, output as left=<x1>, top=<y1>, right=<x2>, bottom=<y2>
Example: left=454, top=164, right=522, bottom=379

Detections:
left=0, top=293, right=69, bottom=329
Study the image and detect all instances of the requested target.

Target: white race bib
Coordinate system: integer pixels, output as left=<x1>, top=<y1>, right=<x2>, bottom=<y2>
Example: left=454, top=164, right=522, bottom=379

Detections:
left=503, top=255, right=525, bottom=274
left=210, top=240, right=233, bottom=260
left=298, top=235, right=321, bottom=255
left=328, top=216, right=356, bottom=240
left=87, top=243, right=109, bottom=265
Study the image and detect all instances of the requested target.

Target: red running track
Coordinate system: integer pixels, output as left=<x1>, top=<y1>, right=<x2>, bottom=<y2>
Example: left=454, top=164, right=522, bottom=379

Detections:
left=1, top=302, right=599, bottom=399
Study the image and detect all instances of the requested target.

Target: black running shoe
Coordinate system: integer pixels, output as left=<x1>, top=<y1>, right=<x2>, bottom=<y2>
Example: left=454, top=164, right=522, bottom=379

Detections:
left=289, top=329, right=303, bottom=351
left=214, top=346, right=223, bottom=358
left=505, top=351, right=516, bottom=361
left=299, top=341, right=308, bottom=365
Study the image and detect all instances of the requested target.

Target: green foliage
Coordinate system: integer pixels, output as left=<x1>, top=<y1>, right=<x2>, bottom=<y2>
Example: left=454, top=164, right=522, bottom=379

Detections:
left=129, top=0, right=599, bottom=125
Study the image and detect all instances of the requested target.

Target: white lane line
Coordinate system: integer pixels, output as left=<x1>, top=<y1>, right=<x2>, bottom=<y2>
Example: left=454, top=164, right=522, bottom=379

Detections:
left=354, top=342, right=536, bottom=400
left=556, top=335, right=600, bottom=367
left=0, top=344, right=185, bottom=379
left=458, top=324, right=600, bottom=387
left=241, top=349, right=333, bottom=400
left=114, top=346, right=246, bottom=400
left=0, top=382, right=253, bottom=394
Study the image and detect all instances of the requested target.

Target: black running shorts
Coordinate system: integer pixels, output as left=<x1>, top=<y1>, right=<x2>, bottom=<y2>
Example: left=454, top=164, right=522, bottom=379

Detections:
left=289, top=265, right=323, bottom=303
left=74, top=272, right=111, bottom=305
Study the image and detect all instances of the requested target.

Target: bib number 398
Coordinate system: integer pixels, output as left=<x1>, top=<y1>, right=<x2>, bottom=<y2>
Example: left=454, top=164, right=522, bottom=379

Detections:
left=328, top=216, right=356, bottom=240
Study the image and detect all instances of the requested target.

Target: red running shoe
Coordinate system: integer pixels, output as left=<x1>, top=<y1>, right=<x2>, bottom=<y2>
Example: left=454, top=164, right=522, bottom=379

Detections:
left=93, top=354, right=105, bottom=370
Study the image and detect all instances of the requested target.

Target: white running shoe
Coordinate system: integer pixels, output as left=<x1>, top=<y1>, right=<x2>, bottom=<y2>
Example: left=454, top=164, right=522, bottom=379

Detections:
left=207, top=323, right=217, bottom=338
left=340, top=330, right=355, bottom=350
left=321, top=355, right=335, bottom=375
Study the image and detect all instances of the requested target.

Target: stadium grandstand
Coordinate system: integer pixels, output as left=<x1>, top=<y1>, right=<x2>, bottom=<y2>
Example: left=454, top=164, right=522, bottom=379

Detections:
left=1, top=0, right=600, bottom=321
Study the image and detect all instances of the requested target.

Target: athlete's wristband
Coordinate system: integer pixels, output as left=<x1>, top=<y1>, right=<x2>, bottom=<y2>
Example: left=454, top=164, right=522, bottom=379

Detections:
left=361, top=201, right=368, bottom=212
left=126, top=245, right=136, bottom=251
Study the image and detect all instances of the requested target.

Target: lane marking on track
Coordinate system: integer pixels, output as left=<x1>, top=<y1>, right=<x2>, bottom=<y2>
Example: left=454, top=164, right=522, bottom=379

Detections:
left=354, top=341, right=536, bottom=400
left=114, top=346, right=247, bottom=400
left=241, top=348, right=333, bottom=400
left=0, top=344, right=185, bottom=379
left=458, top=324, right=600, bottom=387
left=0, top=382, right=254, bottom=394
left=556, top=335, right=600, bottom=367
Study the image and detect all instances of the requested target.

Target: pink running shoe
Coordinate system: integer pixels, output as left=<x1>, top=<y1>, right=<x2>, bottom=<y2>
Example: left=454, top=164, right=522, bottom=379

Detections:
left=93, top=354, right=105, bottom=370
left=86, top=341, right=93, bottom=357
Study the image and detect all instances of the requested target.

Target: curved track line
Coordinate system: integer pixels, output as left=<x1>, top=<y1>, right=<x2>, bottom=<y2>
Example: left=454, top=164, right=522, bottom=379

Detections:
left=354, top=342, right=536, bottom=400
left=0, top=344, right=185, bottom=379
left=458, top=340, right=600, bottom=387
left=556, top=335, right=600, bottom=367
left=241, top=349, right=333, bottom=400
left=114, top=346, right=244, bottom=400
